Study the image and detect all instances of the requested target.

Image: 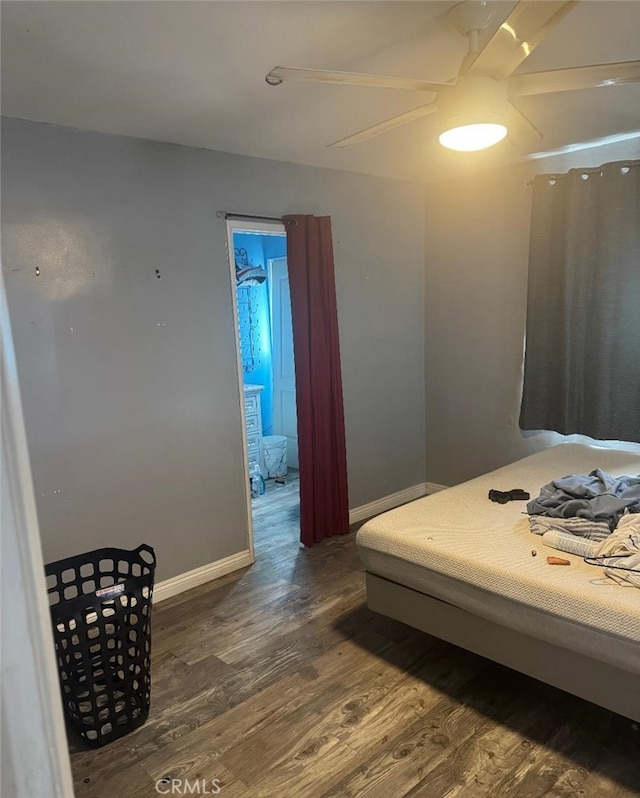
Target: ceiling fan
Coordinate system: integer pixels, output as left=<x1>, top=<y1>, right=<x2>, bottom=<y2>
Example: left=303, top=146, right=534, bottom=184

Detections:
left=265, top=0, right=640, bottom=153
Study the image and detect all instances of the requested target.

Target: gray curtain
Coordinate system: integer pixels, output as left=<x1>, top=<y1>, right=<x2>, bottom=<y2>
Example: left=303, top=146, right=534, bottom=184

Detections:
left=520, top=160, right=640, bottom=443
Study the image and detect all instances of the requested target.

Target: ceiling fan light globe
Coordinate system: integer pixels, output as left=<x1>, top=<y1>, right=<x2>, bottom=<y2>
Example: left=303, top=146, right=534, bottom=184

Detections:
left=439, top=122, right=507, bottom=151
left=437, top=76, right=508, bottom=151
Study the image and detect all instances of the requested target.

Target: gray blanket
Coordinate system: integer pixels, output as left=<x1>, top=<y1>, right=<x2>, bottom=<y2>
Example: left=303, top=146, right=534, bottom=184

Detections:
left=527, top=469, right=640, bottom=529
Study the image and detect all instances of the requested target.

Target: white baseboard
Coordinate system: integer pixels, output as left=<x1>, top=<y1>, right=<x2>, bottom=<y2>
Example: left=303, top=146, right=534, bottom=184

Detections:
left=349, top=483, right=421, bottom=525
left=153, top=549, right=253, bottom=603
left=349, top=481, right=450, bottom=526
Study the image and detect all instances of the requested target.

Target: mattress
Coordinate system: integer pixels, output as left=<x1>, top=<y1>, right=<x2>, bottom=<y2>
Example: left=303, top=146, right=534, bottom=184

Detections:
left=357, top=443, right=640, bottom=672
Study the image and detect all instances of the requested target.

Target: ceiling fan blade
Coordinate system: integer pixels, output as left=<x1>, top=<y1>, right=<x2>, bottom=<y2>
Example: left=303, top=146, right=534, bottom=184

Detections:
left=507, top=102, right=543, bottom=147
left=329, top=101, right=438, bottom=148
left=520, top=130, right=640, bottom=161
left=465, top=1, right=578, bottom=80
left=265, top=66, right=451, bottom=93
left=510, top=60, right=640, bottom=98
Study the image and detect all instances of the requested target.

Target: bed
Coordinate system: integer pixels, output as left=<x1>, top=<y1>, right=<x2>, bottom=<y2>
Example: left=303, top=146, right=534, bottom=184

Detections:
left=356, top=443, right=640, bottom=721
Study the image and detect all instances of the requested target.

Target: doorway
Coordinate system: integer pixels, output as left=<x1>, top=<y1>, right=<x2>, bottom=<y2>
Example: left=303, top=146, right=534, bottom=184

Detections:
left=226, top=220, right=299, bottom=554
left=268, top=256, right=298, bottom=470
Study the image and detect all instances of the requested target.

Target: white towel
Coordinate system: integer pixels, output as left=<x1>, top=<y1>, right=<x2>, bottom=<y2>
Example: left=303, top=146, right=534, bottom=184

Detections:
left=541, top=529, right=601, bottom=558
left=528, top=516, right=611, bottom=541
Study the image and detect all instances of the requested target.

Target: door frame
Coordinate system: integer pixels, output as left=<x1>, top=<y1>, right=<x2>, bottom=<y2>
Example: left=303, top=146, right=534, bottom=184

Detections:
left=224, top=219, right=286, bottom=557
left=1, top=270, right=76, bottom=797
left=267, top=256, right=299, bottom=470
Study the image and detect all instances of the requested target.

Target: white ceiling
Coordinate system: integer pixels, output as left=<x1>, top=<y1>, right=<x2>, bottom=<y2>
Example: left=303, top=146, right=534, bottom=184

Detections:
left=2, top=1, right=639, bottom=182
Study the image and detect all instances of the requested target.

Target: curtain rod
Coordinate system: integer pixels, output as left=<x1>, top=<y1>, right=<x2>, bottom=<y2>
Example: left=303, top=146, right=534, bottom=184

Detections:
left=216, top=211, right=296, bottom=226
left=525, top=159, right=639, bottom=188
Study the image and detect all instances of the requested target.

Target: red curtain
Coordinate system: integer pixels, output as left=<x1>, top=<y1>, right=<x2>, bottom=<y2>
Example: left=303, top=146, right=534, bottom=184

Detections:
left=284, top=214, right=349, bottom=546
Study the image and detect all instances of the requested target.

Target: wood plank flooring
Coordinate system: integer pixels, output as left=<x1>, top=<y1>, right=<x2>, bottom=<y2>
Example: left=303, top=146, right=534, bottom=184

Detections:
left=69, top=476, right=640, bottom=797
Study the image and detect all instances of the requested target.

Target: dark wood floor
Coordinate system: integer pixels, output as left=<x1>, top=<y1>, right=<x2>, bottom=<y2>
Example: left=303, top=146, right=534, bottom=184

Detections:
left=70, top=476, right=640, bottom=798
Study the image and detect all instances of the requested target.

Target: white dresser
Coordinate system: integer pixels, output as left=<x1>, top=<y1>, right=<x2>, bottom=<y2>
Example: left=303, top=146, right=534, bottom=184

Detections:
left=243, top=384, right=264, bottom=474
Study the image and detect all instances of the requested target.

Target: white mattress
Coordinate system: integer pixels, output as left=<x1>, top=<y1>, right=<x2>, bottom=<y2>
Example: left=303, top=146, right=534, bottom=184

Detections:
left=357, top=444, right=640, bottom=672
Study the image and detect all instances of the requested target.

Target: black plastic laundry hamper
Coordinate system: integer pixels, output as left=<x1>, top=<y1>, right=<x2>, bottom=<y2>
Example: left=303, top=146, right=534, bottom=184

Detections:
left=45, top=544, right=156, bottom=747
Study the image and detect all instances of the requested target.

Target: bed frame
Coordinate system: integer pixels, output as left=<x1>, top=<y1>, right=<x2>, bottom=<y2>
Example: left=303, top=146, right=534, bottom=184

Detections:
left=366, top=571, right=640, bottom=723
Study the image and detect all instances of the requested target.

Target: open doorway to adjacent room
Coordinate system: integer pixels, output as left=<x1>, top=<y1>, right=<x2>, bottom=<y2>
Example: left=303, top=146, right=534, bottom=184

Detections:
left=226, top=219, right=300, bottom=555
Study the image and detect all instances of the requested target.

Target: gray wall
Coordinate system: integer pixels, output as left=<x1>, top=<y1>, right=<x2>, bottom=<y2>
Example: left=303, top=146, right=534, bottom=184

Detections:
left=424, top=142, right=640, bottom=487
left=2, top=117, right=426, bottom=581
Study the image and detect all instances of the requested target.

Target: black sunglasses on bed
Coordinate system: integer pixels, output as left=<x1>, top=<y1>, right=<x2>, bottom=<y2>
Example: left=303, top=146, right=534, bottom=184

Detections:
left=488, top=488, right=531, bottom=504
